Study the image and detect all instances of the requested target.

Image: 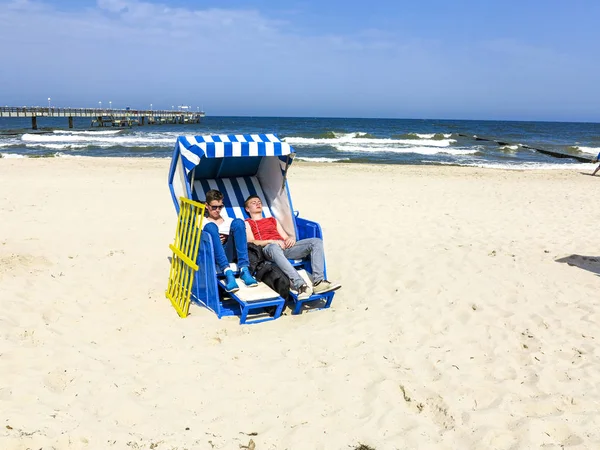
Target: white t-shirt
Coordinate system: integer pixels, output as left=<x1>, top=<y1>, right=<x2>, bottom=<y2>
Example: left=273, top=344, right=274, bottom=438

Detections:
left=203, top=216, right=233, bottom=235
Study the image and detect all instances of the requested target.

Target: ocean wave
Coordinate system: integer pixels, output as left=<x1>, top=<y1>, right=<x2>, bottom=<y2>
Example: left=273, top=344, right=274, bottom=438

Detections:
left=286, top=130, right=454, bottom=141
left=295, top=156, right=350, bottom=163
left=24, top=143, right=90, bottom=150
left=52, top=129, right=123, bottom=135
left=430, top=161, right=596, bottom=170
left=353, top=132, right=377, bottom=139
left=284, top=133, right=456, bottom=148
left=53, top=152, right=82, bottom=158
left=320, top=131, right=337, bottom=139
left=392, top=132, right=451, bottom=140
left=334, top=144, right=477, bottom=156
left=21, top=133, right=174, bottom=146
left=0, top=152, right=84, bottom=158
left=570, top=145, right=600, bottom=156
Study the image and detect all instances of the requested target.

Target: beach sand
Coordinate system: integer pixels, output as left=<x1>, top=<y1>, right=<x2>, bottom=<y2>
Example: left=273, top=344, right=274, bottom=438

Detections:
left=1, top=158, right=599, bottom=449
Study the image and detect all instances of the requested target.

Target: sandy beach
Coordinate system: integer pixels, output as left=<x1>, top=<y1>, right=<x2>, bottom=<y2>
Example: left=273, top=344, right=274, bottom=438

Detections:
left=1, top=157, right=599, bottom=449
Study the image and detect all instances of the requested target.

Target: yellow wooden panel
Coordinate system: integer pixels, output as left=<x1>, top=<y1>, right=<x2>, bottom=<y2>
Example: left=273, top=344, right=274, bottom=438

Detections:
left=165, top=197, right=205, bottom=318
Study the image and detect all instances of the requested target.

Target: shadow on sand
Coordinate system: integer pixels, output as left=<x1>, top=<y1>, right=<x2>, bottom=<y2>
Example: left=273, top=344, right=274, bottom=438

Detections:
left=556, top=254, right=600, bottom=276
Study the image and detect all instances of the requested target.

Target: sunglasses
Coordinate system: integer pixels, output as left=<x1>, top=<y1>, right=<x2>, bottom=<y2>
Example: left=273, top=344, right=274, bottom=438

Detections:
left=208, top=204, right=224, bottom=211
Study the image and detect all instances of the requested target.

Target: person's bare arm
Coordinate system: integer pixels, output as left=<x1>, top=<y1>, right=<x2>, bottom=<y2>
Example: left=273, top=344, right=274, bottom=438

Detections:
left=245, top=222, right=256, bottom=243
left=276, top=220, right=296, bottom=249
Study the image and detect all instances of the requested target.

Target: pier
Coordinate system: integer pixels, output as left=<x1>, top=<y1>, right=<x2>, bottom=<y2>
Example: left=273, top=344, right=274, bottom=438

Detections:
left=0, top=106, right=205, bottom=130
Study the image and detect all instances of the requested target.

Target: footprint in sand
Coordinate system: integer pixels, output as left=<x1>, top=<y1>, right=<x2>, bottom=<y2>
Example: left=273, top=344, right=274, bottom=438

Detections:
left=0, top=253, right=51, bottom=277
left=399, top=385, right=456, bottom=432
left=44, top=369, right=71, bottom=393
left=425, top=394, right=456, bottom=431
left=17, top=329, right=41, bottom=346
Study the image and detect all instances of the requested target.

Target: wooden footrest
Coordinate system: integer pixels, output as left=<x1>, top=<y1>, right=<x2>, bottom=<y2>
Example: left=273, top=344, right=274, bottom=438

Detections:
left=216, top=278, right=285, bottom=324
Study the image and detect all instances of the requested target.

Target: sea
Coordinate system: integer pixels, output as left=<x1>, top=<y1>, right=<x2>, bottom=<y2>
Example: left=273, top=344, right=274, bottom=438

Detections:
left=1, top=116, right=599, bottom=169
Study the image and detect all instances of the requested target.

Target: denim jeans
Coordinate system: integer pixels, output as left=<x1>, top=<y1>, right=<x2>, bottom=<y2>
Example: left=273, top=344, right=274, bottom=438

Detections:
left=203, top=218, right=250, bottom=272
left=263, top=238, right=325, bottom=289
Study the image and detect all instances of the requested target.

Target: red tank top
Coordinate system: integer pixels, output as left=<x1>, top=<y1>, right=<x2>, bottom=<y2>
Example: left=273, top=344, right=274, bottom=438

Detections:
left=246, top=217, right=283, bottom=241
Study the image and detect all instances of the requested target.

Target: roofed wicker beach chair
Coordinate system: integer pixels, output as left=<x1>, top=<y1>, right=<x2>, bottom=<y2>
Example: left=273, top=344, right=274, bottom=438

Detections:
left=167, top=133, right=337, bottom=324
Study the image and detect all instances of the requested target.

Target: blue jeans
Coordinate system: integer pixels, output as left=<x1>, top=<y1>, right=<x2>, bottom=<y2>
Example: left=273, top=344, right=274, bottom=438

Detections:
left=203, top=219, right=250, bottom=272
left=263, top=238, right=325, bottom=289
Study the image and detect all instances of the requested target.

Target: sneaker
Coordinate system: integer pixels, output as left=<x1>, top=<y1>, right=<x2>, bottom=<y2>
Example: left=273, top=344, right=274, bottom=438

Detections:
left=240, top=267, right=258, bottom=287
left=291, top=284, right=312, bottom=301
left=312, top=280, right=341, bottom=295
left=224, top=270, right=239, bottom=293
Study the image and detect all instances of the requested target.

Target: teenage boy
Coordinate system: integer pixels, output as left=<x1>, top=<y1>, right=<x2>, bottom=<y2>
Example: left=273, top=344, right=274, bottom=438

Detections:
left=203, top=190, right=257, bottom=292
left=244, top=195, right=341, bottom=300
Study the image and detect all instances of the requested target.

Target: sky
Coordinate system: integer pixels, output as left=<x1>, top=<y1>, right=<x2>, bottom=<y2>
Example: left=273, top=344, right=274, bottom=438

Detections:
left=0, top=0, right=599, bottom=122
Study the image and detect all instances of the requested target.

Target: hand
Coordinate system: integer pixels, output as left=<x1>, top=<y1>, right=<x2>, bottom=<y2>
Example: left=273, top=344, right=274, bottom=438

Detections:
left=276, top=240, right=286, bottom=249
left=220, top=234, right=228, bottom=244
left=284, top=237, right=296, bottom=249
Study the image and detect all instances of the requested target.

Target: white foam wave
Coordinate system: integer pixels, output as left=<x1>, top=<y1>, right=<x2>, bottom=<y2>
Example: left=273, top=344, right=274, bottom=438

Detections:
left=21, top=133, right=173, bottom=146
left=0, top=136, right=22, bottom=148
left=54, top=152, right=82, bottom=158
left=334, top=144, right=478, bottom=156
left=573, top=146, right=600, bottom=155
left=284, top=134, right=456, bottom=148
left=413, top=133, right=452, bottom=139
left=25, top=143, right=89, bottom=150
left=0, top=152, right=83, bottom=159
left=295, top=157, right=350, bottom=163
left=429, top=161, right=597, bottom=170
left=52, top=129, right=123, bottom=135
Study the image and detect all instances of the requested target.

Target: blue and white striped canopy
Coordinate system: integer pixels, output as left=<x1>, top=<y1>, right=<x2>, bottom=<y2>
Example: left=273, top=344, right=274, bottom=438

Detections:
left=177, top=133, right=294, bottom=178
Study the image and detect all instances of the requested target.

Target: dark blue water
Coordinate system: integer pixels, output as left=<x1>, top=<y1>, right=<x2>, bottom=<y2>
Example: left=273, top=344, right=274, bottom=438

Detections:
left=1, top=116, right=599, bottom=169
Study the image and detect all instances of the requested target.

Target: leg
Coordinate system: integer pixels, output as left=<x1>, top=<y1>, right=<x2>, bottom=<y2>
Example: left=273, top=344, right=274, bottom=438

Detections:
left=204, top=223, right=238, bottom=292
left=228, top=219, right=250, bottom=268
left=263, top=243, right=305, bottom=289
left=593, top=164, right=600, bottom=176
left=203, top=223, right=230, bottom=272
left=286, top=238, right=341, bottom=295
left=283, top=238, right=325, bottom=283
left=224, top=219, right=257, bottom=287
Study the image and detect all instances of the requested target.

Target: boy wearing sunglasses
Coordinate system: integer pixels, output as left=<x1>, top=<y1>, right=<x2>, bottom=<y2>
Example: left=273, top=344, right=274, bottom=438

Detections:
left=203, top=189, right=258, bottom=292
left=244, top=195, right=341, bottom=300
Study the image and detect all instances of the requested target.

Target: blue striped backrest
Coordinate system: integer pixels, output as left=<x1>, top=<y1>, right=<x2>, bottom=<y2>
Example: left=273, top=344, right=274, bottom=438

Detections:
left=193, top=176, right=273, bottom=220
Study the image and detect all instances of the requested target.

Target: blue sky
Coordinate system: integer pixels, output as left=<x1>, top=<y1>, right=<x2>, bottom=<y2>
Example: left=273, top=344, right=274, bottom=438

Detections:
left=1, top=0, right=599, bottom=121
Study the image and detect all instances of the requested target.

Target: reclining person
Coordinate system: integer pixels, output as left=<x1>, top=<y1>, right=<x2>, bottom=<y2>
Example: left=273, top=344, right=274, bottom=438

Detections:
left=203, top=189, right=258, bottom=293
left=244, top=195, right=341, bottom=300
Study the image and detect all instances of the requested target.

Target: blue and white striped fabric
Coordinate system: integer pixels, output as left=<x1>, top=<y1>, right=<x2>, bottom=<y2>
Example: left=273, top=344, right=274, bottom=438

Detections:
left=194, top=176, right=273, bottom=220
left=178, top=133, right=293, bottom=177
